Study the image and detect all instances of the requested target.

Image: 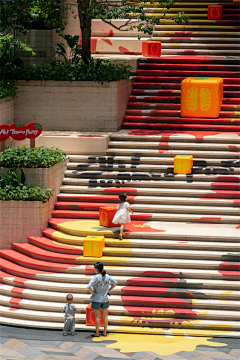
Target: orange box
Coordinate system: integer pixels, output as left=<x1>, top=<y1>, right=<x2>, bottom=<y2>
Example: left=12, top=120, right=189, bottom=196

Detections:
left=142, top=41, right=161, bottom=57
left=86, top=304, right=108, bottom=326
left=83, top=236, right=105, bottom=257
left=99, top=206, right=118, bottom=227
left=208, top=5, right=222, bottom=19
left=181, top=77, right=223, bottom=118
left=174, top=155, right=193, bottom=174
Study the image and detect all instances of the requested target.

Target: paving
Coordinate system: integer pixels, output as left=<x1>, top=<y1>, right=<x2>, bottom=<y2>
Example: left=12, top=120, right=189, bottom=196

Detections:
left=0, top=326, right=240, bottom=360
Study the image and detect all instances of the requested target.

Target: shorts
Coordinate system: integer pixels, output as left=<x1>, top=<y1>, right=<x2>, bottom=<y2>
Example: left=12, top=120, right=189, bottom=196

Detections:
left=91, top=301, right=109, bottom=310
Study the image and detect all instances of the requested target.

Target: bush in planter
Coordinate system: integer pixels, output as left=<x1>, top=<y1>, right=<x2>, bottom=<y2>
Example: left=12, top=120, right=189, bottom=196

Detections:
left=16, top=58, right=132, bottom=83
left=0, top=169, right=53, bottom=203
left=12, top=33, right=132, bottom=83
left=0, top=145, right=67, bottom=168
left=0, top=80, right=18, bottom=101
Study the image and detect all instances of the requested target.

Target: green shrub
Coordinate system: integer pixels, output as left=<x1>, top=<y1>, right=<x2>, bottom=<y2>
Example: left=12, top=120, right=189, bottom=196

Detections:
left=0, top=80, right=18, bottom=101
left=0, top=169, right=53, bottom=203
left=14, top=58, right=132, bottom=83
left=0, top=145, right=67, bottom=168
left=0, top=184, right=53, bottom=203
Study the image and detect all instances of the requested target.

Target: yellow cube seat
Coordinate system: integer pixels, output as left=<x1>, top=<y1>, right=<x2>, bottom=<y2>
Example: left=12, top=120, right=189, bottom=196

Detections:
left=174, top=155, right=193, bottom=174
left=181, top=77, right=223, bottom=118
left=83, top=236, right=105, bottom=257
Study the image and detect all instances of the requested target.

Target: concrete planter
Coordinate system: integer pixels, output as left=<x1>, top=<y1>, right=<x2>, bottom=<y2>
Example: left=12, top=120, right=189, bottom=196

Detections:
left=15, top=79, right=134, bottom=132
left=0, top=98, right=15, bottom=125
left=0, top=159, right=68, bottom=248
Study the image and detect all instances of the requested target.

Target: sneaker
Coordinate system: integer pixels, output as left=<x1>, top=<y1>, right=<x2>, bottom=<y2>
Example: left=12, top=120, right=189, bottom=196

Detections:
left=71, top=332, right=76, bottom=336
left=63, top=333, right=67, bottom=336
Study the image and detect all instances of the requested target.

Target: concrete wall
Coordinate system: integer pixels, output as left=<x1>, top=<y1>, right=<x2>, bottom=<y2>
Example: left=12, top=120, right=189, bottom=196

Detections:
left=7, top=134, right=110, bottom=155
left=0, top=160, right=68, bottom=248
left=0, top=98, right=15, bottom=125
left=15, top=30, right=53, bottom=66
left=15, top=78, right=134, bottom=132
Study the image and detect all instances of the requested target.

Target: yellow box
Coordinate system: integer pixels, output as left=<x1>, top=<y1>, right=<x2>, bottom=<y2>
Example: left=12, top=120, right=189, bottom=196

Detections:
left=83, top=236, right=105, bottom=257
left=174, top=155, right=193, bottom=174
left=181, top=77, right=223, bottom=118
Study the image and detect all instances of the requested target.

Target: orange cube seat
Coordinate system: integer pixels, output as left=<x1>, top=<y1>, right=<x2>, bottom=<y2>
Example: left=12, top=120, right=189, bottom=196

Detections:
left=83, top=236, right=105, bottom=257
left=86, top=304, right=108, bottom=326
left=99, top=206, right=118, bottom=227
left=142, top=41, right=161, bottom=57
left=208, top=5, right=223, bottom=19
left=174, top=155, right=193, bottom=174
left=181, top=77, right=223, bottom=118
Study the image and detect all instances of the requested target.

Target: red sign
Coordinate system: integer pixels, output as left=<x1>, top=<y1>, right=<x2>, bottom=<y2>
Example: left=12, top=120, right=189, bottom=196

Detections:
left=25, top=122, right=42, bottom=139
left=9, top=123, right=26, bottom=141
left=0, top=125, right=10, bottom=141
left=0, top=122, right=42, bottom=141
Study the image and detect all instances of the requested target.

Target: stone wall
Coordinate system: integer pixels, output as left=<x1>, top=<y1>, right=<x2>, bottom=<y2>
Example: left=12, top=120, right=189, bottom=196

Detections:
left=0, top=98, right=15, bottom=125
left=15, top=79, right=134, bottom=131
left=0, top=160, right=68, bottom=248
left=15, top=30, right=53, bottom=66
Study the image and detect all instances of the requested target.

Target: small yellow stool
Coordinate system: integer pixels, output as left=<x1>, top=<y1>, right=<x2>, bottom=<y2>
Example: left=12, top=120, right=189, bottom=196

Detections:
left=174, top=155, right=193, bottom=174
left=83, top=236, right=105, bottom=257
left=181, top=77, right=223, bottom=118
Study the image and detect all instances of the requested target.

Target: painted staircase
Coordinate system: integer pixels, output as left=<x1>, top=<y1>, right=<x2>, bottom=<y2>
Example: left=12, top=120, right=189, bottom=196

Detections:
left=90, top=0, right=240, bottom=55
left=0, top=54, right=239, bottom=336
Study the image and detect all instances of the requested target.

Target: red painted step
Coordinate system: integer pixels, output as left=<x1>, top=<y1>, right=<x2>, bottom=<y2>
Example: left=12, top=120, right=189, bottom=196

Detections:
left=125, top=110, right=240, bottom=119
left=122, top=121, right=240, bottom=132
left=131, top=89, right=240, bottom=97
left=142, top=56, right=240, bottom=65
left=129, top=96, right=240, bottom=104
left=127, top=102, right=240, bottom=112
left=134, top=77, right=240, bottom=84
left=138, top=63, right=240, bottom=71
left=136, top=70, right=240, bottom=78
left=132, top=83, right=240, bottom=90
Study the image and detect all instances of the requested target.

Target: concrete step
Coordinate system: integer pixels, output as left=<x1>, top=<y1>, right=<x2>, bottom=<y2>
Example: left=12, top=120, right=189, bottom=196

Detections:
left=52, top=209, right=240, bottom=224
left=122, top=120, right=240, bottom=133
left=1, top=306, right=239, bottom=331
left=128, top=102, right=240, bottom=113
left=62, top=177, right=240, bottom=190
left=28, top=236, right=240, bottom=262
left=66, top=163, right=240, bottom=174
left=136, top=70, right=240, bottom=78
left=108, top=140, right=240, bottom=152
left=10, top=243, right=239, bottom=271
left=0, top=283, right=239, bottom=310
left=1, top=250, right=238, bottom=279
left=106, top=148, right=240, bottom=159
left=1, top=294, right=238, bottom=321
left=2, top=256, right=239, bottom=289
left=138, top=63, right=240, bottom=71
left=57, top=193, right=240, bottom=209
left=55, top=198, right=240, bottom=216
left=1, top=315, right=240, bottom=337
left=111, top=130, right=240, bottom=144
left=59, top=185, right=240, bottom=198
left=64, top=169, right=240, bottom=183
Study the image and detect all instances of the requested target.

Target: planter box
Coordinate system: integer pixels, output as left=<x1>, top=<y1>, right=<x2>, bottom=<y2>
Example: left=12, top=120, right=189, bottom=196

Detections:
left=15, top=79, right=134, bottom=132
left=0, top=200, right=52, bottom=249
left=0, top=159, right=68, bottom=248
left=0, top=98, right=15, bottom=125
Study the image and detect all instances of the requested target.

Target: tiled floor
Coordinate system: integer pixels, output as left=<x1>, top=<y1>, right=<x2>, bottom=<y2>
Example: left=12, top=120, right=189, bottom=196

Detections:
left=0, top=326, right=239, bottom=360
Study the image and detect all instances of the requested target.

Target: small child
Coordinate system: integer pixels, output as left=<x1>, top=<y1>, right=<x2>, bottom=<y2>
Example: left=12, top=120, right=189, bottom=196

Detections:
left=112, top=192, right=133, bottom=240
left=62, top=294, right=78, bottom=336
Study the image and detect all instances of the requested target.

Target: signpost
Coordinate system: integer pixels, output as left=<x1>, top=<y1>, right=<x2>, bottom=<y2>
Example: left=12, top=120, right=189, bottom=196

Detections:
left=0, top=122, right=42, bottom=151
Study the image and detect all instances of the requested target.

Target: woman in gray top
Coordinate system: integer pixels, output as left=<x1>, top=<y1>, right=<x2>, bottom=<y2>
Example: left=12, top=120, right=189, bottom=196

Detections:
left=87, top=262, right=117, bottom=337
